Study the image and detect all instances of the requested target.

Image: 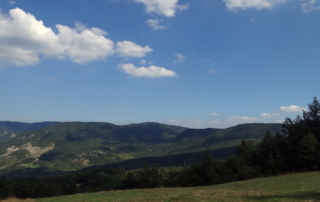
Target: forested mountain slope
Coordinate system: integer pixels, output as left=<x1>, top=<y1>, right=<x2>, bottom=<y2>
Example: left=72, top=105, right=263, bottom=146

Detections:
left=0, top=121, right=281, bottom=171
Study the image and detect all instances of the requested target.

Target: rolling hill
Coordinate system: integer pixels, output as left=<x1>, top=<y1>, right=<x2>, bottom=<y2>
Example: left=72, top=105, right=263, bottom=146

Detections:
left=0, top=121, right=281, bottom=172
left=0, top=122, right=57, bottom=143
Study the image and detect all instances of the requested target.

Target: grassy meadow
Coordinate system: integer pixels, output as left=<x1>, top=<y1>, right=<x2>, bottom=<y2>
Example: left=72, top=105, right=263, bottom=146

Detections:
left=3, top=171, right=319, bottom=202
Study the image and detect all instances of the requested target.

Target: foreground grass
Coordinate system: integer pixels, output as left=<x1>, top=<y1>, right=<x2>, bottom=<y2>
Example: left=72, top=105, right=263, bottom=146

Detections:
left=4, top=172, right=320, bottom=202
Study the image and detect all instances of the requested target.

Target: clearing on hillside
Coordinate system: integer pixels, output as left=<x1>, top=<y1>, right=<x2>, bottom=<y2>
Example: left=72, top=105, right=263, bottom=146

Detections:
left=30, top=172, right=320, bottom=202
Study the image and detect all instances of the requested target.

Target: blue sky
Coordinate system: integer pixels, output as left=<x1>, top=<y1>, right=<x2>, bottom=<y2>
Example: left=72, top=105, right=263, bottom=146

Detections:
left=0, top=0, right=319, bottom=128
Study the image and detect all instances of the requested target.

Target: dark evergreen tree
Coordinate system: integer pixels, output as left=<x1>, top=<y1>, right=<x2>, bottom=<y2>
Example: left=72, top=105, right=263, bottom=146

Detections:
left=297, top=133, right=319, bottom=170
left=303, top=97, right=320, bottom=140
left=237, top=140, right=256, bottom=166
left=283, top=97, right=320, bottom=169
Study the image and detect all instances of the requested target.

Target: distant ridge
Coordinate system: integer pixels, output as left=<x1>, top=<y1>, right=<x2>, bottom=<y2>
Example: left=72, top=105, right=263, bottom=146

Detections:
left=0, top=121, right=282, bottom=173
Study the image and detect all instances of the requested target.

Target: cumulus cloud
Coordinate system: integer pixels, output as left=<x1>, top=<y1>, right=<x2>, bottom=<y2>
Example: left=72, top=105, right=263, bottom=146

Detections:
left=223, top=0, right=286, bottom=10
left=0, top=47, right=39, bottom=66
left=280, top=105, right=305, bottom=113
left=146, top=19, right=166, bottom=30
left=134, top=0, right=188, bottom=17
left=116, top=41, right=152, bottom=58
left=0, top=8, right=114, bottom=66
left=120, top=63, right=176, bottom=78
left=56, top=25, right=114, bottom=64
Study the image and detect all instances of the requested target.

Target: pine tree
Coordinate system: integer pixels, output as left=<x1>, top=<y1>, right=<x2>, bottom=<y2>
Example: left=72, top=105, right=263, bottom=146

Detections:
left=303, top=97, right=320, bottom=140
left=297, top=133, right=319, bottom=170
left=283, top=97, right=320, bottom=170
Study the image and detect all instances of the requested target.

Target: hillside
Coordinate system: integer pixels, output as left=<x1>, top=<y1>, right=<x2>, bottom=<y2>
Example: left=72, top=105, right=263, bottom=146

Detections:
left=0, top=122, right=57, bottom=143
left=0, top=122, right=281, bottom=172
left=16, top=172, right=317, bottom=202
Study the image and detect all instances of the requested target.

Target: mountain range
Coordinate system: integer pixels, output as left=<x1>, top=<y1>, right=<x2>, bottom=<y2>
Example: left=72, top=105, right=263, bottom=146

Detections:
left=0, top=121, right=282, bottom=173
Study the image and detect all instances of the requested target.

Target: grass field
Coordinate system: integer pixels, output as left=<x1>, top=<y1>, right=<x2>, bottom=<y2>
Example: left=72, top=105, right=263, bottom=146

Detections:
left=3, top=172, right=320, bottom=202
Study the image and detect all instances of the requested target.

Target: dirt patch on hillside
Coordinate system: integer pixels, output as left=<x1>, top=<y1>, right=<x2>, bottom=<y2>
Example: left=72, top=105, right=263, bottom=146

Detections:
left=0, top=146, right=20, bottom=157
left=22, top=143, right=55, bottom=159
left=0, top=143, right=55, bottom=160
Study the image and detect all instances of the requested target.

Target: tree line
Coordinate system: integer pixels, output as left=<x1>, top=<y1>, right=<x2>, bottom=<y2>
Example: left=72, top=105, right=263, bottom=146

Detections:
left=1, top=97, right=320, bottom=199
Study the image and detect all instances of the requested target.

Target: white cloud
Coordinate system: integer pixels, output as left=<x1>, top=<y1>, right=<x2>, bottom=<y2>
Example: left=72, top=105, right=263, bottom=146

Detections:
left=223, top=0, right=286, bottom=10
left=260, top=112, right=280, bottom=118
left=0, top=8, right=114, bottom=66
left=146, top=19, right=166, bottom=30
left=175, top=53, right=185, bottom=63
left=0, top=47, right=39, bottom=66
left=116, top=41, right=152, bottom=58
left=280, top=105, right=305, bottom=113
left=120, top=63, right=176, bottom=78
left=301, top=0, right=320, bottom=12
left=134, top=0, right=188, bottom=17
left=56, top=25, right=114, bottom=64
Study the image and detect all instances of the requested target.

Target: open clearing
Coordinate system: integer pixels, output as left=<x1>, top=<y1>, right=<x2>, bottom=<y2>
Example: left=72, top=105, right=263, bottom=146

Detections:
left=3, top=172, right=320, bottom=202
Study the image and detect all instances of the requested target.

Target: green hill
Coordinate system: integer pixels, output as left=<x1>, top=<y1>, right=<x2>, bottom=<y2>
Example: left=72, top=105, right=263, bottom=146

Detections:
left=0, top=122, right=57, bottom=143
left=0, top=122, right=281, bottom=172
left=26, top=171, right=319, bottom=202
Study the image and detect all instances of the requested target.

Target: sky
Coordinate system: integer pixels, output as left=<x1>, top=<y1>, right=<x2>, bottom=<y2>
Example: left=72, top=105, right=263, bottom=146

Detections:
left=0, top=0, right=319, bottom=128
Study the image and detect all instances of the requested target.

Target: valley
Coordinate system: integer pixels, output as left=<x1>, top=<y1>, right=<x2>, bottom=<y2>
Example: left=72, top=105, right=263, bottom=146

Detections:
left=0, top=122, right=281, bottom=173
